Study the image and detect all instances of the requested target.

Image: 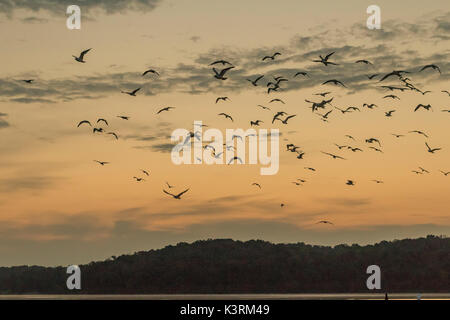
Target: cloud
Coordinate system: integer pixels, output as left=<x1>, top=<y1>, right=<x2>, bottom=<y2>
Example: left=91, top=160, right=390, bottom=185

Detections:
left=0, top=0, right=163, bottom=16
left=0, top=12, right=448, bottom=103
left=0, top=176, right=62, bottom=192
left=0, top=112, right=9, bottom=129
left=0, top=213, right=448, bottom=267
left=21, top=16, right=48, bottom=23
left=320, top=197, right=371, bottom=207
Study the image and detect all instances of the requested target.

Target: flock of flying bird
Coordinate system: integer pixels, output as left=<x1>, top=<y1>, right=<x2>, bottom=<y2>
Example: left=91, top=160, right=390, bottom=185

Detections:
left=18, top=48, right=449, bottom=226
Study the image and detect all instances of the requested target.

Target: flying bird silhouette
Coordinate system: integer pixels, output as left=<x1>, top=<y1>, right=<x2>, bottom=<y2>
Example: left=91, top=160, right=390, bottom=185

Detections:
left=316, top=220, right=334, bottom=225
left=313, top=52, right=338, bottom=66
left=107, top=132, right=118, bottom=140
left=210, top=60, right=232, bottom=66
left=262, top=52, right=281, bottom=61
left=213, top=66, right=234, bottom=80
left=355, top=59, right=372, bottom=65
left=94, top=160, right=109, bottom=166
left=218, top=113, right=233, bottom=122
left=216, top=97, right=230, bottom=103
left=420, top=64, right=441, bottom=74
left=322, top=79, right=346, bottom=87
left=409, top=130, right=429, bottom=138
left=247, top=75, right=264, bottom=86
left=142, top=69, right=159, bottom=76
left=156, top=107, right=175, bottom=114
left=414, top=104, right=433, bottom=112
left=121, top=88, right=141, bottom=96
left=77, top=120, right=91, bottom=127
left=321, top=151, right=346, bottom=160
left=163, top=188, right=189, bottom=199
left=73, top=48, right=92, bottom=63
left=425, top=142, right=441, bottom=153
left=252, top=183, right=261, bottom=189
left=97, top=118, right=108, bottom=126
left=269, top=98, right=285, bottom=104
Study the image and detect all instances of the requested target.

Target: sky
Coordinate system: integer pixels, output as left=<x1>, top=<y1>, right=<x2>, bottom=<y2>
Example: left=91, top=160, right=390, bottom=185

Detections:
left=0, top=0, right=449, bottom=267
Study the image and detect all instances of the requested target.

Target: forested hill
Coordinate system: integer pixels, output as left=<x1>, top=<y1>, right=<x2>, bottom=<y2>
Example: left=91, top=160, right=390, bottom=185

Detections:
left=0, top=235, right=448, bottom=294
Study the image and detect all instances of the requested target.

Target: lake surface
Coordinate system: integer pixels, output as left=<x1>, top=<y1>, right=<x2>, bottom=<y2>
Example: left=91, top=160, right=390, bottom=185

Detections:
left=0, top=293, right=449, bottom=300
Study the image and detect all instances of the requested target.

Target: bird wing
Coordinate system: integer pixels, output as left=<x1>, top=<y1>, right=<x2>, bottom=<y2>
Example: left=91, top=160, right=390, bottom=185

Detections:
left=79, top=48, right=91, bottom=59
left=77, top=120, right=91, bottom=127
left=163, top=189, right=176, bottom=197
left=176, top=189, right=190, bottom=197
left=219, top=66, right=234, bottom=76
left=324, top=52, right=335, bottom=60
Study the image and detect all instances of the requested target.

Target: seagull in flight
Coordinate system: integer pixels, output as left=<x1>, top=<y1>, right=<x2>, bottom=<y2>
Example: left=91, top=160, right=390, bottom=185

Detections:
left=252, top=183, right=261, bottom=189
left=367, top=74, right=379, bottom=80
left=383, top=95, right=400, bottom=100
left=262, top=52, right=281, bottom=61
left=372, top=180, right=384, bottom=184
left=77, top=120, right=91, bottom=127
left=250, top=120, right=264, bottom=126
left=385, top=110, right=396, bottom=117
left=272, top=111, right=287, bottom=123
left=409, top=130, right=428, bottom=138
left=21, top=79, right=34, bottom=83
left=216, top=97, right=230, bottom=103
left=322, top=79, right=346, bottom=87
left=142, top=69, right=159, bottom=76
left=166, top=182, right=174, bottom=189
left=156, top=107, right=175, bottom=114
left=163, top=188, right=190, bottom=199
left=121, top=88, right=141, bottom=96
left=369, top=146, right=383, bottom=153
left=420, top=64, right=441, bottom=74
left=228, top=156, right=243, bottom=164
left=321, top=151, right=346, bottom=160
left=316, top=220, right=334, bottom=225
left=439, top=170, right=450, bottom=176
left=73, top=48, right=92, bottom=63
left=97, top=118, right=108, bottom=126
left=133, top=177, right=145, bottom=182
left=391, top=133, right=404, bottom=138
left=313, top=52, right=338, bottom=66
left=117, top=116, right=130, bottom=120
left=365, top=138, right=381, bottom=147
left=269, top=98, right=285, bottom=104
left=141, top=169, right=150, bottom=176
left=247, top=75, right=264, bottom=86
left=314, top=92, right=331, bottom=97
left=355, top=59, right=372, bottom=65
left=294, top=71, right=309, bottom=78
left=107, top=132, right=118, bottom=140
left=425, top=142, right=441, bottom=153
left=94, top=160, right=109, bottom=166
left=210, top=60, right=232, bottom=66
left=218, top=113, right=233, bottom=122
left=346, top=180, right=355, bottom=186
left=414, top=104, right=433, bottom=112
left=213, top=66, right=234, bottom=80
left=257, top=105, right=271, bottom=110
left=379, top=70, right=410, bottom=82
left=275, top=114, right=296, bottom=124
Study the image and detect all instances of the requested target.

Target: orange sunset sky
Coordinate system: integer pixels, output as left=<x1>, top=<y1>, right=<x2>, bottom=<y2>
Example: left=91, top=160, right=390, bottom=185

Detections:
left=0, top=0, right=449, bottom=266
